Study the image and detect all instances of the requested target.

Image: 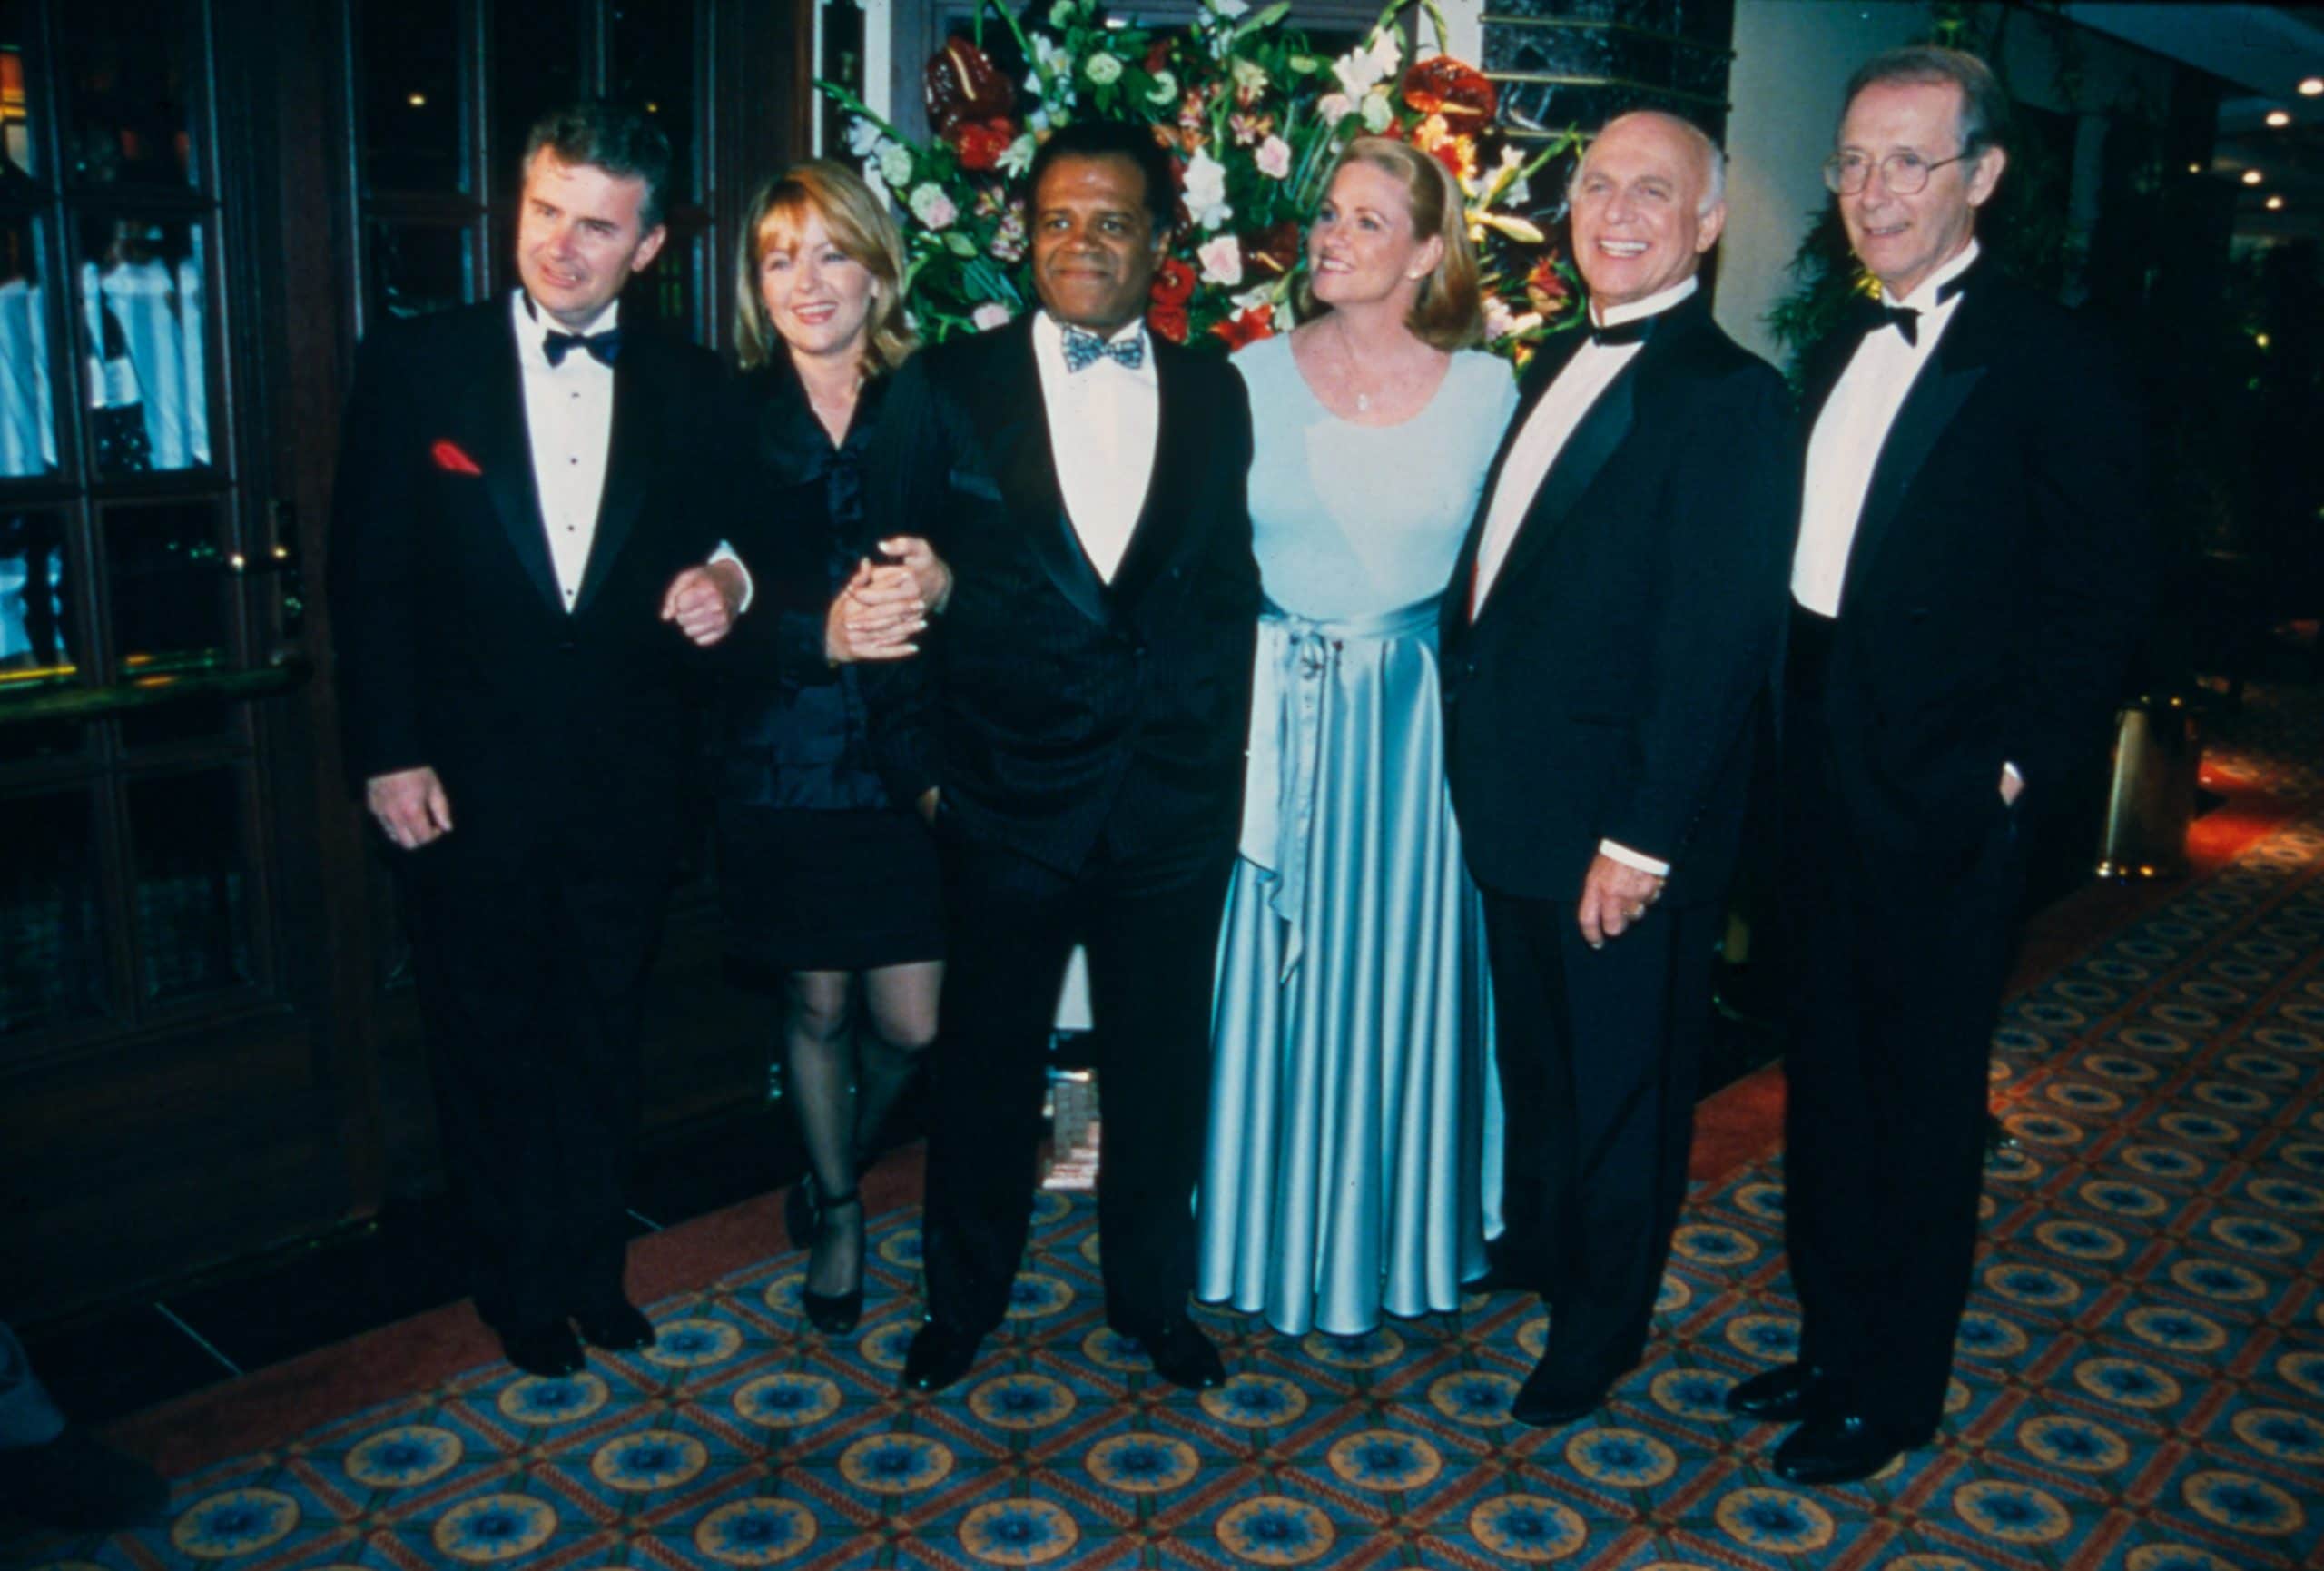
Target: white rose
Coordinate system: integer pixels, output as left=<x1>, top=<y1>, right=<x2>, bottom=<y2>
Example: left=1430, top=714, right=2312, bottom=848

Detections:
left=909, top=183, right=959, bottom=231
left=1360, top=87, right=1394, bottom=133
left=1085, top=52, right=1122, bottom=85
left=1255, top=134, right=1292, bottom=180
left=1182, top=150, right=1233, bottom=231
left=972, top=302, right=1015, bottom=331
left=879, top=143, right=914, bottom=189
left=1197, top=234, right=1244, bottom=286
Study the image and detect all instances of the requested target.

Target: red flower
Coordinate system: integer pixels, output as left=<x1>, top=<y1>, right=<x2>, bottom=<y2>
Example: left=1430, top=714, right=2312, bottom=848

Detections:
left=1525, top=255, right=1571, bottom=314
left=1148, top=254, right=1196, bottom=308
left=430, top=439, right=482, bottom=476
left=1144, top=38, right=1175, bottom=74
left=924, top=39, right=1013, bottom=136
left=1242, top=222, right=1301, bottom=280
left=1401, top=56, right=1496, bottom=126
left=950, top=116, right=1018, bottom=172
left=1147, top=303, right=1190, bottom=343
left=1212, top=303, right=1275, bottom=350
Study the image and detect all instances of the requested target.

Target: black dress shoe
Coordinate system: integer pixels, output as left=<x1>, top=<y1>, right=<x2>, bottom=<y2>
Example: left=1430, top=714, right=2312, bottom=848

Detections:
left=573, top=1299, right=655, bottom=1353
left=1725, top=1361, right=1834, bottom=1423
left=1131, top=1319, right=1226, bottom=1390
left=901, top=1322, right=983, bottom=1393
left=1509, top=1359, right=1610, bottom=1428
left=499, top=1319, right=586, bottom=1378
left=0, top=1426, right=169, bottom=1531
left=1772, top=1411, right=1930, bottom=1485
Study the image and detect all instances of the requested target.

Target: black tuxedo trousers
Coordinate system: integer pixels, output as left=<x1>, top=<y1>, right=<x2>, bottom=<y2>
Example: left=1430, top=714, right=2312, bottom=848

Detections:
left=1779, top=671, right=2024, bottom=1436
left=923, top=826, right=1234, bottom=1338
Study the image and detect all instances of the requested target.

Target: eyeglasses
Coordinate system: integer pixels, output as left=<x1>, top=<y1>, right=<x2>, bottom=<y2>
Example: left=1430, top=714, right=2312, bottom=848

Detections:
left=1822, top=150, right=1973, bottom=196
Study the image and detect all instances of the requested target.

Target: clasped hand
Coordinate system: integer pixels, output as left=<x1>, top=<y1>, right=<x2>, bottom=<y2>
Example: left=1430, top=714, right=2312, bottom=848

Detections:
left=825, top=536, right=948, bottom=664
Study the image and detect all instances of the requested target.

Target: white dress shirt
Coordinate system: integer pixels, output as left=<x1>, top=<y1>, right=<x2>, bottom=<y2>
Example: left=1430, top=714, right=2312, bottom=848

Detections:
left=1470, top=273, right=1700, bottom=878
left=1030, top=310, right=1157, bottom=583
left=511, top=288, right=748, bottom=614
left=514, top=289, right=618, bottom=611
left=1791, top=240, right=1980, bottom=617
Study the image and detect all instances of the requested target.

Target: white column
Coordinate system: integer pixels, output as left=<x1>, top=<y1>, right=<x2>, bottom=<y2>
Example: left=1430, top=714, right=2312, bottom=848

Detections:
left=862, top=0, right=895, bottom=124
left=1427, top=0, right=1484, bottom=65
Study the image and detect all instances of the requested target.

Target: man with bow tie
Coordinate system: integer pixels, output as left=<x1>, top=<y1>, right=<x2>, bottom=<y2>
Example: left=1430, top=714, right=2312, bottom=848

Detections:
left=330, top=102, right=746, bottom=1378
left=861, top=118, right=1260, bottom=1396
left=1440, top=110, right=1795, bottom=1428
left=1724, top=48, right=2155, bottom=1484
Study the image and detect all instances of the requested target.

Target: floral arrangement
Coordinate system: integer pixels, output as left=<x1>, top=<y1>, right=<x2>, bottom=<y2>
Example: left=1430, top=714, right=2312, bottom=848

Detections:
left=822, top=0, right=1583, bottom=358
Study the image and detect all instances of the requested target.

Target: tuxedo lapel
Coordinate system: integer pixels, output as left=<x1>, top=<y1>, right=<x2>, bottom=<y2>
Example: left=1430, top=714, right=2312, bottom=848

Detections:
left=1472, top=337, right=1641, bottom=631
left=970, top=321, right=1109, bottom=626
left=1445, top=336, right=1579, bottom=643
left=464, top=313, right=563, bottom=611
left=1836, top=286, right=1994, bottom=614
left=572, top=339, right=655, bottom=617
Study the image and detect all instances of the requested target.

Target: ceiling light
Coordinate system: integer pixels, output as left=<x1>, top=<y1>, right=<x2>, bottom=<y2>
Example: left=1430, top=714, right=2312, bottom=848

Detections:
left=2267, top=194, right=2286, bottom=211
left=2267, top=109, right=2292, bottom=128
left=2302, top=77, right=2324, bottom=96
left=2243, top=169, right=2265, bottom=185
left=2188, top=162, right=2203, bottom=173
left=408, top=92, right=427, bottom=107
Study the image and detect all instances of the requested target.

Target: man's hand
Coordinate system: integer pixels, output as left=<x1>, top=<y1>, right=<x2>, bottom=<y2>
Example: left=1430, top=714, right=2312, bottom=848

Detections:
left=1577, top=853, right=1664, bottom=949
left=825, top=558, right=927, bottom=664
left=880, top=536, right=954, bottom=615
left=1999, top=764, right=2024, bottom=807
left=661, top=561, right=745, bottom=647
left=916, top=786, right=940, bottom=825
left=367, top=766, right=452, bottom=851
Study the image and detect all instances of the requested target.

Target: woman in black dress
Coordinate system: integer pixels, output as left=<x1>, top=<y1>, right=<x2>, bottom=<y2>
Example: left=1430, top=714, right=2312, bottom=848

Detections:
left=716, top=162, right=948, bottom=1332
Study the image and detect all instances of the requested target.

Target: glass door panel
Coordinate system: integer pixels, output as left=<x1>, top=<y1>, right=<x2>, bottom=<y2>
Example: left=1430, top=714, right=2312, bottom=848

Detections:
left=0, top=785, right=106, bottom=1038
left=125, top=765, right=253, bottom=1003
left=359, top=0, right=468, bottom=194
left=76, top=215, right=212, bottom=476
left=0, top=0, right=42, bottom=183
left=56, top=0, right=200, bottom=189
left=0, top=215, right=57, bottom=477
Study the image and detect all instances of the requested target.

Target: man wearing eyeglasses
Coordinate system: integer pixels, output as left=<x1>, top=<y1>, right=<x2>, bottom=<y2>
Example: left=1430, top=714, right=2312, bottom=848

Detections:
left=1727, top=48, right=2156, bottom=1484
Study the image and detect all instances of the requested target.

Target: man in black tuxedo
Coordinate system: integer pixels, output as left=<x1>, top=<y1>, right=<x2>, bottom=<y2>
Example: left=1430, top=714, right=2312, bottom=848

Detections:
left=330, top=103, right=744, bottom=1378
left=1441, top=111, right=1795, bottom=1428
left=1725, top=49, right=2155, bottom=1483
left=863, top=119, right=1259, bottom=1395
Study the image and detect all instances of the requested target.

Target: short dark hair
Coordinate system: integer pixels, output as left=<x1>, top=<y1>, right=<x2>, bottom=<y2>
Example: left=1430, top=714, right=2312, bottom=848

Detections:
left=1841, top=46, right=2010, bottom=158
left=522, top=101, right=675, bottom=229
left=1026, top=118, right=1177, bottom=235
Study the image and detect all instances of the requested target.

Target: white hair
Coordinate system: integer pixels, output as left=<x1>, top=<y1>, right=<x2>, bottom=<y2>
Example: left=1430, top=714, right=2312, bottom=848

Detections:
left=1570, top=109, right=1727, bottom=217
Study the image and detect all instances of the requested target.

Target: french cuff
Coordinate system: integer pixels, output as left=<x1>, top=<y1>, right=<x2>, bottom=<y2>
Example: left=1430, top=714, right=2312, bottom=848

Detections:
left=2003, top=761, right=2024, bottom=790
left=1600, top=839, right=1671, bottom=878
left=708, top=540, right=754, bottom=613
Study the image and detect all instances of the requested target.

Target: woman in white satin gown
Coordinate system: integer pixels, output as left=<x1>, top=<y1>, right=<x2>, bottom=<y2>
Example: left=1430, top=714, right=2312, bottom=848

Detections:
left=1197, top=138, right=1518, bottom=1337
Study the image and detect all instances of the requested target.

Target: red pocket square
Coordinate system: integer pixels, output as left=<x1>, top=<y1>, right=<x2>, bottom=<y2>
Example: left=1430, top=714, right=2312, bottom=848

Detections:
left=431, top=439, right=484, bottom=477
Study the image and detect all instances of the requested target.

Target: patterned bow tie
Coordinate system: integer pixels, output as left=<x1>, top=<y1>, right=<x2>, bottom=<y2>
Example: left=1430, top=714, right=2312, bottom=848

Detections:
left=1587, top=315, right=1654, bottom=348
left=1060, top=324, right=1145, bottom=374
left=543, top=327, right=623, bottom=368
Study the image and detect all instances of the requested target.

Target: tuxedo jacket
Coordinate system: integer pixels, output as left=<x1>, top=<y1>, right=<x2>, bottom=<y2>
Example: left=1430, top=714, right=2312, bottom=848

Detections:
left=1440, top=293, right=1797, bottom=906
left=862, top=317, right=1260, bottom=875
left=1793, top=259, right=2156, bottom=868
left=329, top=300, right=727, bottom=867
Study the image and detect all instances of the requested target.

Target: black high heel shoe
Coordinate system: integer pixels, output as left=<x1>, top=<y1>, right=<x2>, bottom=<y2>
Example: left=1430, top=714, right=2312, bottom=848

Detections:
left=799, top=1189, right=863, bottom=1334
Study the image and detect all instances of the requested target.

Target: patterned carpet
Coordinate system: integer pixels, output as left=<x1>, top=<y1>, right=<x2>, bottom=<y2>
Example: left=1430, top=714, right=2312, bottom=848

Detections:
left=7, top=693, right=2324, bottom=1571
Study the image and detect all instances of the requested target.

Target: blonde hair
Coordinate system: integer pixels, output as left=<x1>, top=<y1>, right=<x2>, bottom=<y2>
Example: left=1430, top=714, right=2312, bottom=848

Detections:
left=1295, top=136, right=1482, bottom=351
left=734, top=160, right=916, bottom=374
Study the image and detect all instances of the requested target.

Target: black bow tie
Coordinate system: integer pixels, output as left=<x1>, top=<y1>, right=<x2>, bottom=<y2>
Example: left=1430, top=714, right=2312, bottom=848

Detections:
left=1876, top=276, right=1968, bottom=347
left=1588, top=315, right=1654, bottom=348
left=543, top=327, right=622, bottom=368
